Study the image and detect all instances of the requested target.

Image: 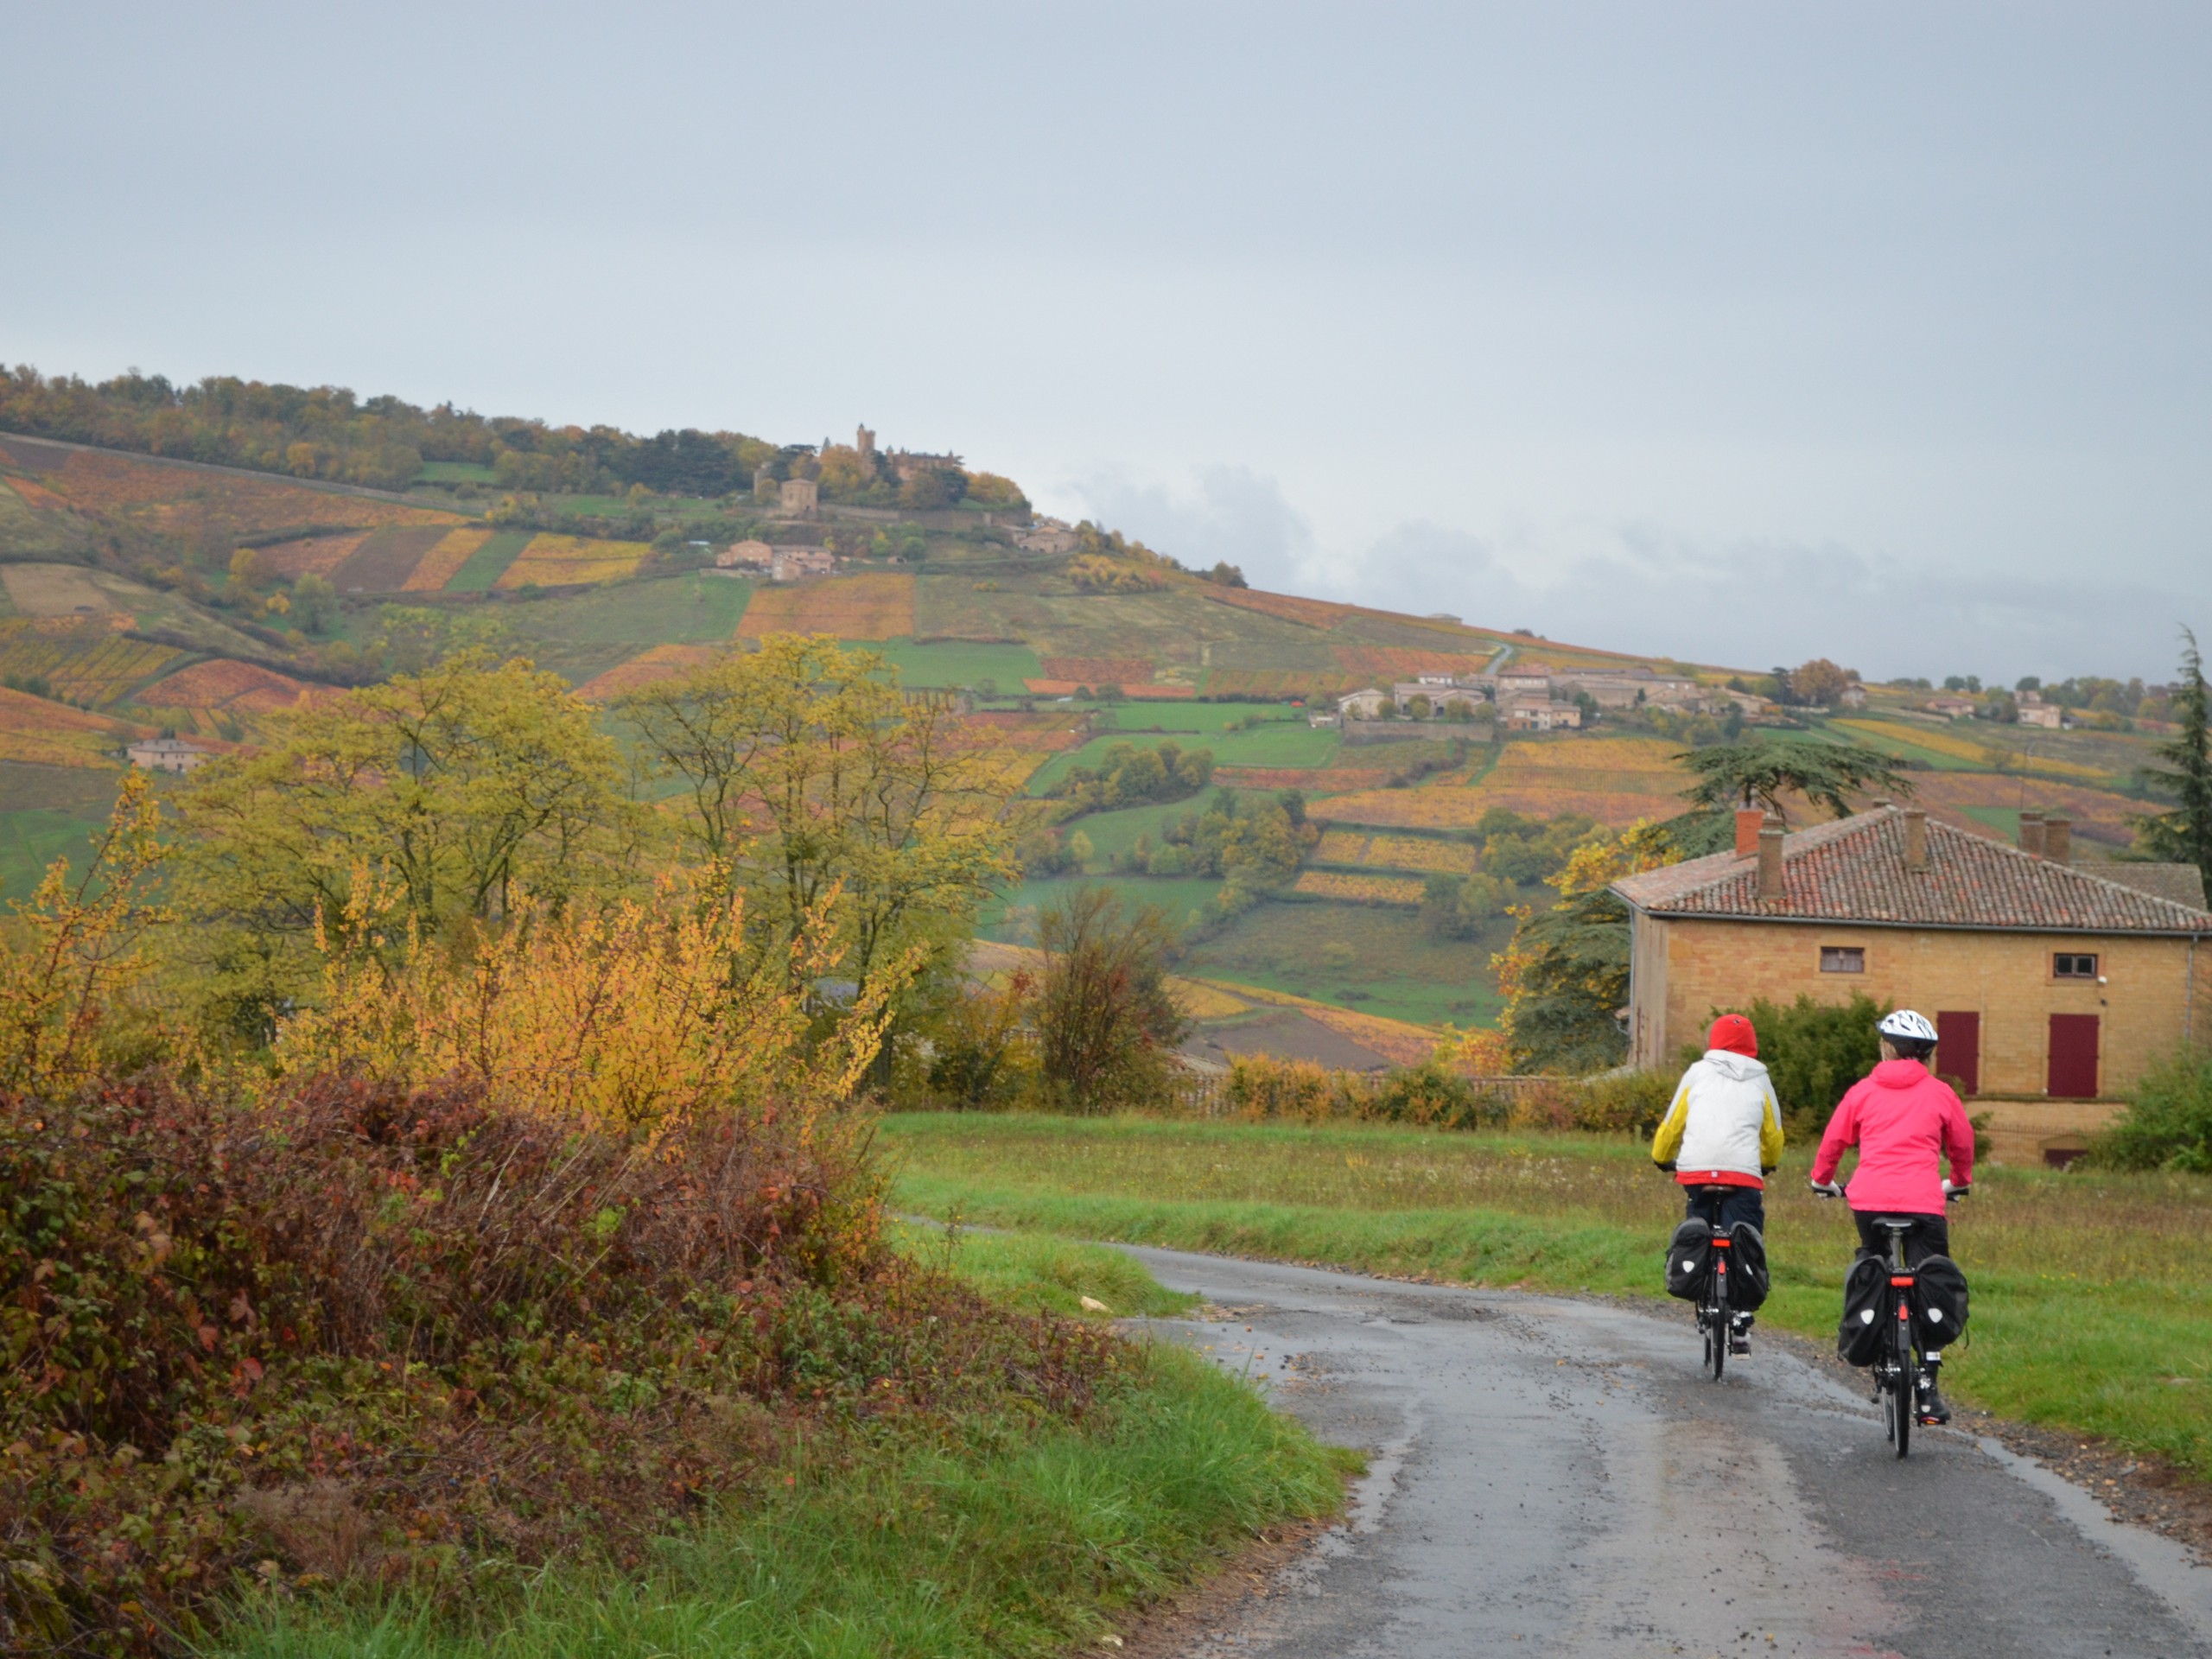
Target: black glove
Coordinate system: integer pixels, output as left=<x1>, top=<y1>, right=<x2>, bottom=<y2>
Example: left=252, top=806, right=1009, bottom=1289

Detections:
left=1761, top=1166, right=1777, bottom=1175
left=1654, top=1160, right=1676, bottom=1173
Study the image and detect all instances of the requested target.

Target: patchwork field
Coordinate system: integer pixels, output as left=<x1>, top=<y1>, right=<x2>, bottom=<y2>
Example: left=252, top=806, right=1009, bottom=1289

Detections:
left=137, top=658, right=328, bottom=714
left=401, top=526, right=493, bottom=591
left=0, top=685, right=145, bottom=768
left=1291, top=869, right=1427, bottom=905
left=572, top=641, right=729, bottom=700
left=1185, top=899, right=1511, bottom=1028
left=1193, top=585, right=1358, bottom=629
left=1202, top=668, right=1361, bottom=701
left=1912, top=771, right=2150, bottom=849
left=861, top=639, right=1044, bottom=689
left=1833, top=716, right=2115, bottom=785
left=1, top=562, right=128, bottom=617
left=330, top=525, right=453, bottom=591
left=0, top=619, right=180, bottom=705
left=1314, top=830, right=1478, bottom=874
left=738, top=571, right=918, bottom=640
left=444, top=529, right=532, bottom=593
left=1332, top=645, right=1497, bottom=680
left=1040, top=656, right=1152, bottom=685
left=8, top=441, right=461, bottom=537
left=493, top=532, right=651, bottom=590
left=1314, top=735, right=1688, bottom=829
left=255, top=531, right=366, bottom=580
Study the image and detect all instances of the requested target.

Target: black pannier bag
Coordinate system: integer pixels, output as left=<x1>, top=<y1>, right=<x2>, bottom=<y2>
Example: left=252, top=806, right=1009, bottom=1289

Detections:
left=1726, top=1221, right=1770, bottom=1313
left=1664, top=1218, right=1713, bottom=1300
left=1837, top=1251, right=1890, bottom=1366
left=1911, top=1255, right=1970, bottom=1351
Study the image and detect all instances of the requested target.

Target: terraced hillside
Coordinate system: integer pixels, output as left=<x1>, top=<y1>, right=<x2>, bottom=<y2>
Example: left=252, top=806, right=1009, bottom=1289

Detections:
left=2, top=417, right=2185, bottom=1052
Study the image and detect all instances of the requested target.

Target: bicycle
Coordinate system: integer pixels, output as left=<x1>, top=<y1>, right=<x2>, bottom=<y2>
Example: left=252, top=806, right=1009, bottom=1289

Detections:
left=1688, top=1185, right=1746, bottom=1381
left=1812, top=1179, right=1966, bottom=1459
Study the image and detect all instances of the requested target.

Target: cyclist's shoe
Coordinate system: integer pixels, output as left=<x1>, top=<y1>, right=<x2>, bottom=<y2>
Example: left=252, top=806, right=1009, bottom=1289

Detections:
left=1729, top=1330, right=1751, bottom=1356
left=1917, top=1374, right=1952, bottom=1425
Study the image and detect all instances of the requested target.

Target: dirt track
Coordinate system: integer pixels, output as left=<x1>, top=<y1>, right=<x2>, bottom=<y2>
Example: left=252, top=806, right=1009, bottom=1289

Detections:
left=1125, top=1244, right=2212, bottom=1659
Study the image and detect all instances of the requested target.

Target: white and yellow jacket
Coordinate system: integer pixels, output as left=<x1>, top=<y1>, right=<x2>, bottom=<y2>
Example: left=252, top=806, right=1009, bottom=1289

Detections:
left=1650, top=1049, right=1785, bottom=1189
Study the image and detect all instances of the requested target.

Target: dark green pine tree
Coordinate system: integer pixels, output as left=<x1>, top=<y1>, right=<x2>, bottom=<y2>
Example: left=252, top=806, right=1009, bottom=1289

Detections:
left=2135, top=628, right=2212, bottom=881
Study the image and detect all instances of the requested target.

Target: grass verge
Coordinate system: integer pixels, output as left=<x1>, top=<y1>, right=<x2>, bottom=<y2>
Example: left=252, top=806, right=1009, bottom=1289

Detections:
left=882, top=1112, right=2212, bottom=1478
left=225, top=1232, right=1341, bottom=1659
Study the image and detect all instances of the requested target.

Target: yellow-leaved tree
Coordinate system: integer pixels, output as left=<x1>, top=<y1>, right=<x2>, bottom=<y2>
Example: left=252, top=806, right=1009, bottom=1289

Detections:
left=271, top=873, right=899, bottom=1132
left=0, top=772, right=169, bottom=1093
left=619, top=634, right=1015, bottom=997
left=170, top=649, right=640, bottom=1035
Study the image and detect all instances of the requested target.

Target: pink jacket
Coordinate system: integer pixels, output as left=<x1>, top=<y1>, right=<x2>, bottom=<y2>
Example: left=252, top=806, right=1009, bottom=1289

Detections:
left=1810, top=1058, right=1974, bottom=1216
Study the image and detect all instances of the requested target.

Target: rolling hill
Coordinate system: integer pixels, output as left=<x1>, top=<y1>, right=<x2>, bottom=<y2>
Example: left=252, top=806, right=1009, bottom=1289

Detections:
left=1, top=383, right=2183, bottom=1046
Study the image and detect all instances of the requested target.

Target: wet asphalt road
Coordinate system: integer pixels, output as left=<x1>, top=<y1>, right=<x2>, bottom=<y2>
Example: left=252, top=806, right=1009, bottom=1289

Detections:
left=1125, top=1244, right=2212, bottom=1659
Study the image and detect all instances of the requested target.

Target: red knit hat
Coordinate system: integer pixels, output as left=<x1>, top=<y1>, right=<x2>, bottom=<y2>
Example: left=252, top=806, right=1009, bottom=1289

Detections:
left=1708, top=1014, right=1758, bottom=1057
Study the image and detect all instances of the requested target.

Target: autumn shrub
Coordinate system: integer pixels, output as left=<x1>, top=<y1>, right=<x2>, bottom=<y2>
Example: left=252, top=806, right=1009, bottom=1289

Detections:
left=0, top=1073, right=1115, bottom=1656
left=2088, top=1048, right=2212, bottom=1173
left=1219, top=1054, right=1665, bottom=1138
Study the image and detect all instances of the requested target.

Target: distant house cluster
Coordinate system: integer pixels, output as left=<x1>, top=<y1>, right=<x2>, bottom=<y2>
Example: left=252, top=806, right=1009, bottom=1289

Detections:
left=1323, top=658, right=1726, bottom=734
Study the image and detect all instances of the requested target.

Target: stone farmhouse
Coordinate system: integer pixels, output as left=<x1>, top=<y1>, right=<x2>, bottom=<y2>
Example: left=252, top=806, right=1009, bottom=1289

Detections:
left=1925, top=694, right=1979, bottom=720
left=1389, top=679, right=1484, bottom=716
left=126, top=737, right=211, bottom=774
left=715, top=539, right=774, bottom=571
left=770, top=547, right=836, bottom=582
left=2018, top=690, right=2064, bottom=729
left=1337, top=687, right=1391, bottom=720
left=1612, top=804, right=2212, bottom=1114
left=1501, top=697, right=1581, bottom=731
left=1495, top=663, right=1555, bottom=698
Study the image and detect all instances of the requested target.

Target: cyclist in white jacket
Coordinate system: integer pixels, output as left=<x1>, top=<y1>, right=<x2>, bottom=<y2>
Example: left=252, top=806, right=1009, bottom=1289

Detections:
left=1651, top=1011, right=1786, bottom=1237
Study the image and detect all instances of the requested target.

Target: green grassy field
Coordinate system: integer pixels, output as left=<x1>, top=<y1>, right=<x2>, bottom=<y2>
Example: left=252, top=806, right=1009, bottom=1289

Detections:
left=225, top=1229, right=1344, bottom=1659
left=0, top=761, right=122, bottom=901
left=980, top=873, right=1229, bottom=938
left=412, top=461, right=497, bottom=484
left=883, top=1113, right=2212, bottom=1478
left=1061, top=797, right=1207, bottom=867
left=497, top=572, right=753, bottom=682
left=1025, top=723, right=1335, bottom=798
left=1185, top=899, right=1510, bottom=1027
left=862, top=637, right=1045, bottom=688
left=1095, top=702, right=1304, bottom=734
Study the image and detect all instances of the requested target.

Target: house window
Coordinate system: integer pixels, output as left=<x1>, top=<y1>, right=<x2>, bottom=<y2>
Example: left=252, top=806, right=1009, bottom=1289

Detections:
left=2054, top=952, right=2099, bottom=980
left=1820, top=946, right=1866, bottom=975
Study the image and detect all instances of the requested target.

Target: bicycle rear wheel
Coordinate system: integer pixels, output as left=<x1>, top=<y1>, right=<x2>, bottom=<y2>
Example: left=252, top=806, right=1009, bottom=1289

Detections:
left=1708, top=1267, right=1727, bottom=1381
left=1891, top=1316, right=1914, bottom=1459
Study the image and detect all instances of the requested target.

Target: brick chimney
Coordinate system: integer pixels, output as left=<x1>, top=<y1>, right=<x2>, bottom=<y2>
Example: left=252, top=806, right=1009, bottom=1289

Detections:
left=2018, top=810, right=2045, bottom=858
left=1735, top=807, right=1764, bottom=857
left=2044, top=813, right=2072, bottom=864
left=1757, top=813, right=1785, bottom=901
left=1904, top=806, right=1929, bottom=874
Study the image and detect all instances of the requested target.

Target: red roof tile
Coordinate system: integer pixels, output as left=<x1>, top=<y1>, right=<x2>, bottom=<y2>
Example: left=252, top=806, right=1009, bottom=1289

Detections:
left=1612, top=806, right=2212, bottom=934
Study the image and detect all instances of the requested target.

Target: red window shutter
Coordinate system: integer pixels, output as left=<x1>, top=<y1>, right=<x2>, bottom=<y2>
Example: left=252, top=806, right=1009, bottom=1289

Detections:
left=1936, top=1011, right=1980, bottom=1096
left=2047, top=1014, right=2100, bottom=1098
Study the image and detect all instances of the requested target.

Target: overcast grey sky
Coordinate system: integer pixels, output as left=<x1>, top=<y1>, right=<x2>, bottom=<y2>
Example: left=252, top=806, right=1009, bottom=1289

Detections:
left=4, top=2, right=2207, bottom=681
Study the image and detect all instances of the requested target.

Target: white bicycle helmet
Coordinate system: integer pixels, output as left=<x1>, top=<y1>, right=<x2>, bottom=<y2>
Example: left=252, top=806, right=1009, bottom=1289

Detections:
left=1878, top=1009, right=1938, bottom=1044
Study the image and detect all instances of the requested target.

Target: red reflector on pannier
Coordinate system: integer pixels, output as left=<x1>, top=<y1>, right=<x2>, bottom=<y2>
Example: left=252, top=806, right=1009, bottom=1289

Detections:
left=1713, top=1238, right=1732, bottom=1249
left=1891, top=1276, right=1914, bottom=1287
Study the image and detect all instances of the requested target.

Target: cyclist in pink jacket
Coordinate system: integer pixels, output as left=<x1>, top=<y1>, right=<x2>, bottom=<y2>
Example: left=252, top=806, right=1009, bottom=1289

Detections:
left=1809, top=1008, right=1974, bottom=1421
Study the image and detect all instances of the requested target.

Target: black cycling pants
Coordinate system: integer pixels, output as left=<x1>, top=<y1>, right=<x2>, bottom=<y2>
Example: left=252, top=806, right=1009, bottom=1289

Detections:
left=1685, top=1185, right=1765, bottom=1233
left=1853, top=1211, right=1949, bottom=1268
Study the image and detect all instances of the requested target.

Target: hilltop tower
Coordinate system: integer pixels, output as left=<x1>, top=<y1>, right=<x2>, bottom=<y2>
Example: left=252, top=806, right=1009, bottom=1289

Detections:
left=856, top=423, right=876, bottom=461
